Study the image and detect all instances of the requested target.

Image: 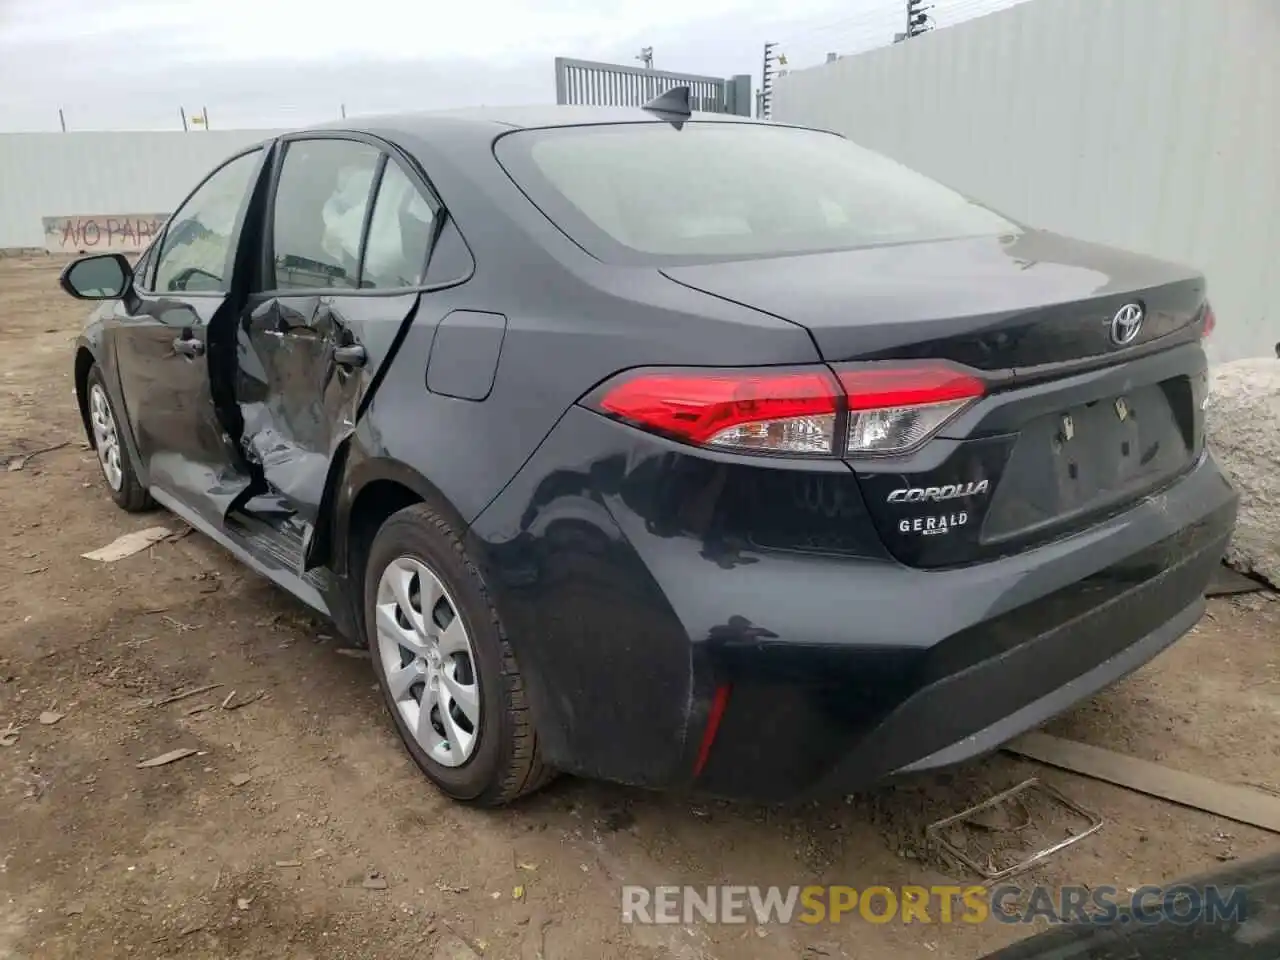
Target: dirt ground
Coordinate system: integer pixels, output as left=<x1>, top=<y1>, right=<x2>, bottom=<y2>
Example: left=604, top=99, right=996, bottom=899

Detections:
left=0, top=254, right=1277, bottom=960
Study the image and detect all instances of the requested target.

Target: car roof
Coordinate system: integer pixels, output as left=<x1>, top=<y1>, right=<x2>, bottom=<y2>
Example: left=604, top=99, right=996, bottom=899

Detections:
left=271, top=106, right=824, bottom=267
left=308, top=104, right=776, bottom=141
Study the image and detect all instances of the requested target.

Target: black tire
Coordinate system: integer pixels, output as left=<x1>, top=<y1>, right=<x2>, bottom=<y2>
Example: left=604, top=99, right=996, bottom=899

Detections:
left=364, top=502, right=553, bottom=806
left=85, top=364, right=153, bottom=513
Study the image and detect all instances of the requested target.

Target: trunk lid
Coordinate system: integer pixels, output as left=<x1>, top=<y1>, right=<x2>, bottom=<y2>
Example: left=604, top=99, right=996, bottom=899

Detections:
left=663, top=230, right=1210, bottom=568
left=661, top=230, right=1206, bottom=369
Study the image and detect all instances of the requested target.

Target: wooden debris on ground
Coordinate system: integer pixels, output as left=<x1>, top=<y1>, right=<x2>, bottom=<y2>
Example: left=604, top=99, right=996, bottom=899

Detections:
left=154, top=683, right=222, bottom=707
left=1006, top=732, right=1280, bottom=835
left=222, top=690, right=264, bottom=711
left=1206, top=562, right=1269, bottom=598
left=82, top=527, right=172, bottom=562
left=136, top=747, right=199, bottom=769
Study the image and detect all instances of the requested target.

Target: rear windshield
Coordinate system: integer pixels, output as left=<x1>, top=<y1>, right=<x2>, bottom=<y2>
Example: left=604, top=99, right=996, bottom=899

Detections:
left=496, top=122, right=1018, bottom=264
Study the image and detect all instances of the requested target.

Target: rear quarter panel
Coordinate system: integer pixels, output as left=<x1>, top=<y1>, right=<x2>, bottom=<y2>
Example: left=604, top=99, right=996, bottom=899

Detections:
left=331, top=124, right=822, bottom=777
left=348, top=124, right=822, bottom=528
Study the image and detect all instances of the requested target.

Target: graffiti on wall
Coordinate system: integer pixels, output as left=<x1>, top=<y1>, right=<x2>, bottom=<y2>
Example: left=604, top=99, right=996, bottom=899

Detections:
left=41, top=214, right=169, bottom=254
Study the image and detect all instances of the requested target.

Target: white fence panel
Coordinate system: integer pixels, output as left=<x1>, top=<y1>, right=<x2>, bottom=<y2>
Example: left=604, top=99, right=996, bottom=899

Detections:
left=0, top=130, right=283, bottom=251
left=774, top=0, right=1279, bottom=362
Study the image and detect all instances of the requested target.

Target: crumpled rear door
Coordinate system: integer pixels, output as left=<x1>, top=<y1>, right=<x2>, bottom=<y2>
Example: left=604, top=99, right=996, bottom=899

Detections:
left=235, top=290, right=419, bottom=528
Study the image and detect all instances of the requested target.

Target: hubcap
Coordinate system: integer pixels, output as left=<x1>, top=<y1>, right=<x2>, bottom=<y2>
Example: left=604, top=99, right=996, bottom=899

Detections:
left=375, top=557, right=481, bottom=767
left=88, top=383, right=123, bottom=491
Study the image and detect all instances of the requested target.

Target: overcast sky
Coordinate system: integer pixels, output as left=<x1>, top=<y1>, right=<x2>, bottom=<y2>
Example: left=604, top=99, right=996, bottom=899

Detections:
left=0, top=0, right=1026, bottom=131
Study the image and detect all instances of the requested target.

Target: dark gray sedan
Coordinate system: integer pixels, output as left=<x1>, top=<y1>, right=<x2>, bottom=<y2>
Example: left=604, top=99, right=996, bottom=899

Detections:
left=59, top=96, right=1234, bottom=806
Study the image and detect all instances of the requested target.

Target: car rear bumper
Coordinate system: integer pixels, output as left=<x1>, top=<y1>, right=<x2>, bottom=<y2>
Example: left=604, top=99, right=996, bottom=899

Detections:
left=469, top=406, right=1237, bottom=801
left=693, top=494, right=1231, bottom=802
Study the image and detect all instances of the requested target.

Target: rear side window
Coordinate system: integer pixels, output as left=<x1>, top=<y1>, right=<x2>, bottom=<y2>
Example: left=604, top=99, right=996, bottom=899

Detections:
left=361, top=161, right=437, bottom=289
left=496, top=123, right=1018, bottom=263
left=271, top=139, right=382, bottom=290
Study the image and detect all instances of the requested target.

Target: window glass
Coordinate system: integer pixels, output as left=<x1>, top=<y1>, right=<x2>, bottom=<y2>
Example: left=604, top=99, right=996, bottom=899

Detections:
left=360, top=161, right=437, bottom=289
left=131, top=239, right=157, bottom=290
left=497, top=124, right=1019, bottom=262
left=271, top=139, right=381, bottom=290
left=153, top=149, right=262, bottom=293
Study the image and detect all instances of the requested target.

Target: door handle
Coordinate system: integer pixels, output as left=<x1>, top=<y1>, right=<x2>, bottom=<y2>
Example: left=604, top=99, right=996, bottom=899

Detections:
left=334, top=344, right=366, bottom=368
left=172, top=336, right=205, bottom=358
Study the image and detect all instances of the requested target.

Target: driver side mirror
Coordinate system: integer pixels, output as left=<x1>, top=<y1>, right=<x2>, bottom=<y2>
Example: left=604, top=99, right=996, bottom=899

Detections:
left=59, top=253, right=134, bottom=300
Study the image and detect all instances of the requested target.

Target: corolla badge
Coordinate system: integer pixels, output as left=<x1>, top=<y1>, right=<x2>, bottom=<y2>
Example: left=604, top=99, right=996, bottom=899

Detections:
left=887, top=480, right=989, bottom=503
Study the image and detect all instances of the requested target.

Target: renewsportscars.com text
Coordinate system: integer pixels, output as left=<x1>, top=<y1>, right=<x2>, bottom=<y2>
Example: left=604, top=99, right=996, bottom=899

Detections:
left=621, top=883, right=1248, bottom=926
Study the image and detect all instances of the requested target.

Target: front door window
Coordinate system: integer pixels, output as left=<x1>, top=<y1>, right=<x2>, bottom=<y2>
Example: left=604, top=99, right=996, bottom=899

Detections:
left=153, top=148, right=263, bottom=293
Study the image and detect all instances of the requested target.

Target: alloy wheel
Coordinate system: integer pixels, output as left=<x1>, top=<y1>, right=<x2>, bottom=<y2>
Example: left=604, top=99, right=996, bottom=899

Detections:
left=88, top=383, right=124, bottom=491
left=374, top=556, right=481, bottom=767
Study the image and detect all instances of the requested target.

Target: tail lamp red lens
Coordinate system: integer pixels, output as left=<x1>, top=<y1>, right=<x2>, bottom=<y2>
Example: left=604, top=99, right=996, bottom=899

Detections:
left=1202, top=302, right=1216, bottom=339
left=587, top=363, right=985, bottom=457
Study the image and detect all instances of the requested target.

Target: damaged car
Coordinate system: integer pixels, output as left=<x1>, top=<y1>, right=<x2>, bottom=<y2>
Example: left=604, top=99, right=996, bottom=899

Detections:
left=62, top=93, right=1235, bottom=806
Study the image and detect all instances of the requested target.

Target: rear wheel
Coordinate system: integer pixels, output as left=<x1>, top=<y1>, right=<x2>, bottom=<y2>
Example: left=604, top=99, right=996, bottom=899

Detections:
left=364, top=503, right=552, bottom=805
left=85, top=364, right=153, bottom=512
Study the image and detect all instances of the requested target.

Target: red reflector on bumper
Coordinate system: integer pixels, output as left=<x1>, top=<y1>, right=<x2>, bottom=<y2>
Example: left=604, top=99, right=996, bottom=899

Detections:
left=692, top=684, right=732, bottom=778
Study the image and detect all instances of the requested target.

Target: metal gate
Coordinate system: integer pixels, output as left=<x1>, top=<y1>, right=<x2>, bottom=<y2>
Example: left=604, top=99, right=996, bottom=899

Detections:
left=554, top=57, right=753, bottom=116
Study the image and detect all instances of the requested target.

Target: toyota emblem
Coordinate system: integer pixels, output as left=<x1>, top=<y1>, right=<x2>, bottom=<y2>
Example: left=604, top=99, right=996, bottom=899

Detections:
left=1110, top=303, right=1144, bottom=346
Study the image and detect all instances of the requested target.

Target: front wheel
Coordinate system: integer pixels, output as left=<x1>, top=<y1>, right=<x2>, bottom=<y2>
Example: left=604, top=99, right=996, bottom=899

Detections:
left=85, top=364, right=153, bottom=512
left=364, top=503, right=552, bottom=806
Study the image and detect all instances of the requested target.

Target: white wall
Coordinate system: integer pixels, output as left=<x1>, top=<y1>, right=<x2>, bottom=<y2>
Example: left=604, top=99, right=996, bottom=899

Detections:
left=0, top=130, right=282, bottom=250
left=774, top=0, right=1279, bottom=363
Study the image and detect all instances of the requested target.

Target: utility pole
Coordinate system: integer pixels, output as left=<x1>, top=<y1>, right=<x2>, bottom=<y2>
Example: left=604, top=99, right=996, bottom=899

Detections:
left=906, top=0, right=932, bottom=38
left=58, top=108, right=66, bottom=132
left=760, top=41, right=777, bottom=119
left=637, top=46, right=654, bottom=69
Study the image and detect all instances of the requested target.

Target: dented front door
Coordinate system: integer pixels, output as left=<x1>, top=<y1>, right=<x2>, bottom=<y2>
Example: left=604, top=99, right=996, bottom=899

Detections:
left=235, top=291, right=419, bottom=527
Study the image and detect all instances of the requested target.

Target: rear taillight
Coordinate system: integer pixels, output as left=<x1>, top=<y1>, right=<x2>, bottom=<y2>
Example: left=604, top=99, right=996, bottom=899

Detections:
left=586, top=362, right=985, bottom=458
left=594, top=368, right=839, bottom=455
left=838, top=366, right=985, bottom=455
left=1202, top=302, right=1216, bottom=339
